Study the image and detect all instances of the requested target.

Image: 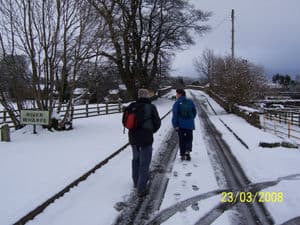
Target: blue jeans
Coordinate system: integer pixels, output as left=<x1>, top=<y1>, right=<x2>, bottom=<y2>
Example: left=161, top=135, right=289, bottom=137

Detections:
left=131, top=145, right=152, bottom=193
left=178, top=128, right=193, bottom=156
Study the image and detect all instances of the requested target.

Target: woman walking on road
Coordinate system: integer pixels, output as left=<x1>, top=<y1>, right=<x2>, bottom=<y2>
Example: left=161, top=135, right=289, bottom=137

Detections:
left=172, top=89, right=197, bottom=161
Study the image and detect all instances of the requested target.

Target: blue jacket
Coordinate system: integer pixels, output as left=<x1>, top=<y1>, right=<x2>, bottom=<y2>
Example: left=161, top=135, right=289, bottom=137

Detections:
left=172, top=96, right=197, bottom=130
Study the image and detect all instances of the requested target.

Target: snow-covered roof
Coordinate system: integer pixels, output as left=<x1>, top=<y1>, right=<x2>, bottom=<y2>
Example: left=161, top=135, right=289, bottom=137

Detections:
left=118, top=84, right=127, bottom=90
left=266, top=82, right=282, bottom=88
left=109, top=89, right=119, bottom=95
left=73, top=88, right=89, bottom=95
left=158, top=86, right=172, bottom=91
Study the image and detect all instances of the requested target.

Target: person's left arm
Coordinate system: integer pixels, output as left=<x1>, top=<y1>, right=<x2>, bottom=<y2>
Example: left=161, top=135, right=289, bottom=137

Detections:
left=152, top=105, right=161, bottom=133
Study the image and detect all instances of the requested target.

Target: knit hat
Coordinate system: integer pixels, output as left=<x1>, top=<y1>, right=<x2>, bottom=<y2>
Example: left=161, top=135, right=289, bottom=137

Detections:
left=138, top=89, right=149, bottom=98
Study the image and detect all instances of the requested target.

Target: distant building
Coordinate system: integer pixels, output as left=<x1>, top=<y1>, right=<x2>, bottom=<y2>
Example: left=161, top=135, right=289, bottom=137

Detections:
left=73, top=88, right=90, bottom=104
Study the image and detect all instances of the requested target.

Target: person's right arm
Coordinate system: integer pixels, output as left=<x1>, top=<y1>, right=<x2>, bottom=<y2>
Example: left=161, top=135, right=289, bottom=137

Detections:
left=172, top=101, right=179, bottom=129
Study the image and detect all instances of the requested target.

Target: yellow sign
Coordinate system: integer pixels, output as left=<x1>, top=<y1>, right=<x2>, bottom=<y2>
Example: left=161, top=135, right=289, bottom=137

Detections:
left=20, top=110, right=50, bottom=125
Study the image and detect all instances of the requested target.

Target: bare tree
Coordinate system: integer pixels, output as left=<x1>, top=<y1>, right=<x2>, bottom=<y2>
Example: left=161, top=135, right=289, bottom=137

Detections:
left=193, top=48, right=215, bottom=85
left=87, top=0, right=211, bottom=98
left=195, top=49, right=267, bottom=105
left=0, top=0, right=105, bottom=128
left=213, top=56, right=267, bottom=105
left=0, top=54, right=31, bottom=128
left=76, top=60, right=119, bottom=102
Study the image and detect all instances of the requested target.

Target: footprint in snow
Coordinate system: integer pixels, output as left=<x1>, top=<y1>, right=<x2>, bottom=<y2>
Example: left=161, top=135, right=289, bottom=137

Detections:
left=174, top=192, right=181, bottom=200
left=191, top=202, right=199, bottom=211
left=185, top=172, right=192, bottom=177
left=192, top=185, right=199, bottom=191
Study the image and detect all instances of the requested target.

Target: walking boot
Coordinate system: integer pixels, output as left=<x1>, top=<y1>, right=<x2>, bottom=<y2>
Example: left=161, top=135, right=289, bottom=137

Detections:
left=185, top=151, right=191, bottom=161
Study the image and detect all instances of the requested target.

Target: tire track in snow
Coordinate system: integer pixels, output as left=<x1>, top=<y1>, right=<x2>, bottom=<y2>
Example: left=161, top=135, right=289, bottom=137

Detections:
left=113, top=128, right=179, bottom=225
left=192, top=92, right=274, bottom=225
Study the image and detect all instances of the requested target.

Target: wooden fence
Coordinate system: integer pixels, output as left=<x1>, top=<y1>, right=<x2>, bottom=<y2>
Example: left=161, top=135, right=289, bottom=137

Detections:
left=0, top=111, right=17, bottom=129
left=261, top=109, right=300, bottom=141
left=0, top=102, right=123, bottom=129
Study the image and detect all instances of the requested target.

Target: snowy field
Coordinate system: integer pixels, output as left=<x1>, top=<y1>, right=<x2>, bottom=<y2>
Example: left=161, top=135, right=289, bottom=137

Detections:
left=1, top=90, right=300, bottom=225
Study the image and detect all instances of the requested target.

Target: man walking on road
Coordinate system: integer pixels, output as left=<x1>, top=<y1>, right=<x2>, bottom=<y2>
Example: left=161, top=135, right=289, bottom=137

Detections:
left=122, top=89, right=161, bottom=197
left=172, top=89, right=197, bottom=161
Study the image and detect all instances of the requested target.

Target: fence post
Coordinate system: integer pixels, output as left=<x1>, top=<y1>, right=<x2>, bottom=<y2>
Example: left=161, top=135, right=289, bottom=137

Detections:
left=1, top=124, right=10, bottom=142
left=288, top=119, right=291, bottom=138
left=118, top=101, right=122, bottom=112
left=263, top=114, right=266, bottom=132
left=70, top=99, right=74, bottom=120
left=279, top=112, right=281, bottom=123
left=85, top=100, right=89, bottom=117
left=3, top=111, right=6, bottom=122
left=97, top=103, right=100, bottom=115
left=105, top=103, right=108, bottom=114
left=71, top=105, right=74, bottom=120
left=274, top=118, right=276, bottom=135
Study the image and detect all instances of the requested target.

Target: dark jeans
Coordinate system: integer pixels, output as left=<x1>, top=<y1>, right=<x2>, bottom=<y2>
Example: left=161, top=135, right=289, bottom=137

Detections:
left=131, top=145, right=152, bottom=193
left=178, top=128, right=193, bottom=156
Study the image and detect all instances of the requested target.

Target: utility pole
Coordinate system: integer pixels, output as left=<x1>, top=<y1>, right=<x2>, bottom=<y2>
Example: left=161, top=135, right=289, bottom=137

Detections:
left=231, top=9, right=235, bottom=60
left=229, top=9, right=235, bottom=112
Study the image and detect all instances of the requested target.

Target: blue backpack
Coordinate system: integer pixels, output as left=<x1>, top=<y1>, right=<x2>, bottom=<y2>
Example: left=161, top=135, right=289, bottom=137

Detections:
left=178, top=99, right=193, bottom=119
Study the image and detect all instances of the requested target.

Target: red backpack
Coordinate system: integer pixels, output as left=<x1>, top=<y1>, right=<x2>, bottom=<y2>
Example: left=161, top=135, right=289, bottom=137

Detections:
left=122, top=103, right=145, bottom=130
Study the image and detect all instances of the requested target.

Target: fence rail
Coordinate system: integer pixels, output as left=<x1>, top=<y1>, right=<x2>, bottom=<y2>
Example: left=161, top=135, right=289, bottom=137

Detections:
left=0, top=102, right=123, bottom=129
left=260, top=109, right=300, bottom=141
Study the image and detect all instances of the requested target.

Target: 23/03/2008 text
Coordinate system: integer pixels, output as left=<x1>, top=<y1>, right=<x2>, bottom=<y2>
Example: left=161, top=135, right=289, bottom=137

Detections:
left=221, top=191, right=284, bottom=203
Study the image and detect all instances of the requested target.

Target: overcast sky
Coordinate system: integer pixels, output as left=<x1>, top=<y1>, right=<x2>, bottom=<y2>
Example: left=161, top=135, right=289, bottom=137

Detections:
left=172, top=0, right=300, bottom=79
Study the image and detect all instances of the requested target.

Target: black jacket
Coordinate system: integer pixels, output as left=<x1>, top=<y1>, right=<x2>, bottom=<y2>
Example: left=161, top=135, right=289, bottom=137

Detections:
left=127, top=98, right=161, bottom=146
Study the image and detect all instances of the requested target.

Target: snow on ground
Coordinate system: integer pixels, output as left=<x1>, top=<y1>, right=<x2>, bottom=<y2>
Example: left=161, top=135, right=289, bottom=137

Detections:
left=159, top=96, right=231, bottom=224
left=190, top=89, right=300, bottom=225
left=153, top=91, right=234, bottom=225
left=0, top=97, right=173, bottom=225
left=0, top=114, right=128, bottom=225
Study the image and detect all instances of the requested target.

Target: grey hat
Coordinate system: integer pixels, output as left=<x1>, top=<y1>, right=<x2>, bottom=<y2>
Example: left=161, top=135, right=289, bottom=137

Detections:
left=138, top=89, right=149, bottom=98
